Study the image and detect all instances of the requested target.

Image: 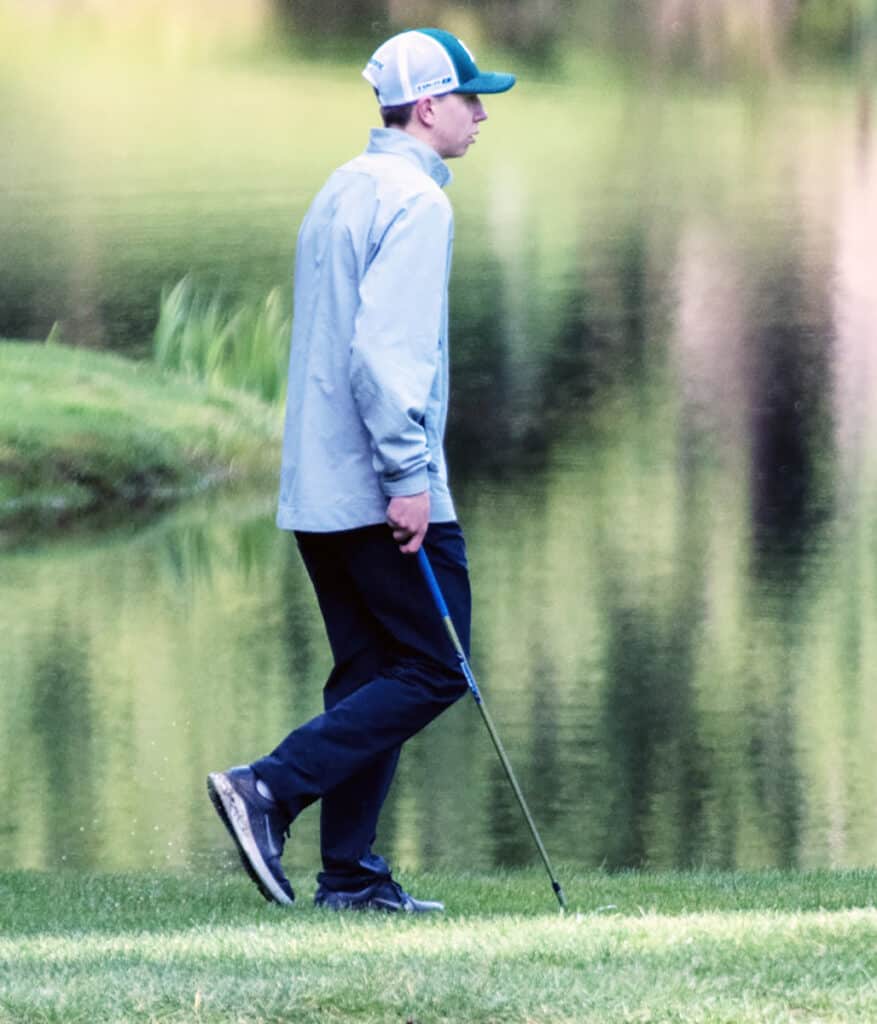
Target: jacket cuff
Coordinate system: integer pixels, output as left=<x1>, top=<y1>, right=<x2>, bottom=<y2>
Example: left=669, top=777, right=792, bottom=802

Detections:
left=382, top=467, right=430, bottom=497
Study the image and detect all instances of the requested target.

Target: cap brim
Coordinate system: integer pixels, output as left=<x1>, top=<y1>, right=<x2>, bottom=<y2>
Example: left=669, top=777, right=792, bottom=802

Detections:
left=454, top=71, right=516, bottom=95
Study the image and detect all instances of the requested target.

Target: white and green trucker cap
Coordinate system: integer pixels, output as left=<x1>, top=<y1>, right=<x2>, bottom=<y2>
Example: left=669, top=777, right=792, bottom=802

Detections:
left=363, top=27, right=516, bottom=107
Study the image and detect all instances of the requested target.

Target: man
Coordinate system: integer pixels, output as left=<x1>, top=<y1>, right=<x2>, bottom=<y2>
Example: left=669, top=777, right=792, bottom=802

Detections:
left=207, top=27, right=515, bottom=913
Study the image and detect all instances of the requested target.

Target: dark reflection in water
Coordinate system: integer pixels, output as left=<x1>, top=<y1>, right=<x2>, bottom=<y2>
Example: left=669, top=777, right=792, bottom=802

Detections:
left=747, top=262, right=835, bottom=573
left=525, top=647, right=564, bottom=835
left=29, top=617, right=96, bottom=868
left=161, top=525, right=215, bottom=589
left=449, top=221, right=661, bottom=486
left=750, top=670, right=802, bottom=867
left=600, top=593, right=705, bottom=870
left=489, top=756, right=533, bottom=867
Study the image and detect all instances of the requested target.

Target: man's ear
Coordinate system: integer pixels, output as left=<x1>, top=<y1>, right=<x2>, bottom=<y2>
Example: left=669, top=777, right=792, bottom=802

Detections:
left=413, top=95, right=437, bottom=128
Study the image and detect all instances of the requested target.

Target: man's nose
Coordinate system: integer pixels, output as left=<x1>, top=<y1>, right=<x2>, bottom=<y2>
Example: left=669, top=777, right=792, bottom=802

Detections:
left=474, top=100, right=487, bottom=122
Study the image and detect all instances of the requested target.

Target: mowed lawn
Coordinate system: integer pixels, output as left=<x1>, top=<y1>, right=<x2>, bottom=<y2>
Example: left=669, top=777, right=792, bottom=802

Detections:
left=2, top=868, right=877, bottom=1023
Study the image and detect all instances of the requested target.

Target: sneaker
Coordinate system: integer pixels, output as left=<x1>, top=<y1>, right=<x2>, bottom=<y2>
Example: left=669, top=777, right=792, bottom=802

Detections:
left=314, top=878, right=444, bottom=914
left=206, top=765, right=294, bottom=905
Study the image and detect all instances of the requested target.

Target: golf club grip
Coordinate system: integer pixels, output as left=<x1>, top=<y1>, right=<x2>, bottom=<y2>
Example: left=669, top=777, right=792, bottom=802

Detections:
left=417, top=546, right=451, bottom=619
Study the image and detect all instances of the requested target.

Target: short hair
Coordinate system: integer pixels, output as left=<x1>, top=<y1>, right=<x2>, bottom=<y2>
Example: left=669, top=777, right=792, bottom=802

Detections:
left=381, top=102, right=416, bottom=127
left=373, top=88, right=415, bottom=128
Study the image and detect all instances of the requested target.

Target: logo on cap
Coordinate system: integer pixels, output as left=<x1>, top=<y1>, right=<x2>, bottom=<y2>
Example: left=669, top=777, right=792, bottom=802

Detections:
left=415, top=75, right=454, bottom=94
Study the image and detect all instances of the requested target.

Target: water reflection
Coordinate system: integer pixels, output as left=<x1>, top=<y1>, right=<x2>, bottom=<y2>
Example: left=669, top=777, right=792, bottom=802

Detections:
left=3, top=10, right=877, bottom=878
left=747, top=261, right=835, bottom=572
left=2, top=431, right=877, bottom=875
left=29, top=616, right=97, bottom=869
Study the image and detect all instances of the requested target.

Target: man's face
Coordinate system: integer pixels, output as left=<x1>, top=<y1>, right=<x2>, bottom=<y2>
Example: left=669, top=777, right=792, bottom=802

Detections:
left=431, top=93, right=488, bottom=159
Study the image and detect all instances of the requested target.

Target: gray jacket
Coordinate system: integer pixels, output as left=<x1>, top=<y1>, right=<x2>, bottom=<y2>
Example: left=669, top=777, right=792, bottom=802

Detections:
left=277, top=128, right=458, bottom=532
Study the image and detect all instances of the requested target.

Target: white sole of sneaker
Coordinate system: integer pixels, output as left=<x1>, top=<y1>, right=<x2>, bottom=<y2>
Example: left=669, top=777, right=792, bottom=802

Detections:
left=207, top=772, right=293, bottom=906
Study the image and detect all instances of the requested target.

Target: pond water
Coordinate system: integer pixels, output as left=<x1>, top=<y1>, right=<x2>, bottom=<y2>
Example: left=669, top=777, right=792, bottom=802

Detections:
left=2, top=19, right=877, bottom=879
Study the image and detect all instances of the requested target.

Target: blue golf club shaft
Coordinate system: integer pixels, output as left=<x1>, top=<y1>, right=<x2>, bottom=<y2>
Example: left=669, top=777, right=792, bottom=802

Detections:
left=417, top=547, right=567, bottom=911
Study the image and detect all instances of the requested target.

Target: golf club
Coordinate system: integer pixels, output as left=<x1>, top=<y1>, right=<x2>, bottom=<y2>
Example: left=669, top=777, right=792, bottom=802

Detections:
left=417, top=547, right=567, bottom=912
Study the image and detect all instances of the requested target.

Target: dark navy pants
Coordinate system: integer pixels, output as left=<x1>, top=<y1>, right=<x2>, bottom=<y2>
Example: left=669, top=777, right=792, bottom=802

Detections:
left=252, top=521, right=471, bottom=892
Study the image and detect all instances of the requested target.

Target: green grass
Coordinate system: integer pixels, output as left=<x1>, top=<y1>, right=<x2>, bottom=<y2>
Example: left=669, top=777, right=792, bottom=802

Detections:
left=154, top=277, right=291, bottom=405
left=0, top=338, right=281, bottom=531
left=2, top=868, right=877, bottom=1022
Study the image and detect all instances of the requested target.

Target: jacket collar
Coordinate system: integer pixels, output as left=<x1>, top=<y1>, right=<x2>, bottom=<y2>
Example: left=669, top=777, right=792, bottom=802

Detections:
left=366, top=128, right=452, bottom=188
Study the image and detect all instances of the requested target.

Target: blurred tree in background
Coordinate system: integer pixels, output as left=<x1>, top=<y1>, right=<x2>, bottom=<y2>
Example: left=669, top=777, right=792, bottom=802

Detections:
left=3, top=0, right=875, bottom=71
left=265, top=0, right=877, bottom=69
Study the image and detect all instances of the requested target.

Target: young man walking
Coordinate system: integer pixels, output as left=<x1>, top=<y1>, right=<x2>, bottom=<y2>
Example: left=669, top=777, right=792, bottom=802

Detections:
left=207, top=28, right=515, bottom=913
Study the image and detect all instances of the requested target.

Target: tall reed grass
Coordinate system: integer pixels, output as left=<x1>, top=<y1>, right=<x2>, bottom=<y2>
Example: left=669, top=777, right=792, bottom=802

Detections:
left=153, top=276, right=290, bottom=404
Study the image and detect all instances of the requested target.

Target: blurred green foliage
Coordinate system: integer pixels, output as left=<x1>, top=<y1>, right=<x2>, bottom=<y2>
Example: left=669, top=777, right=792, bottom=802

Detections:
left=153, top=277, right=291, bottom=404
left=2, top=0, right=875, bottom=69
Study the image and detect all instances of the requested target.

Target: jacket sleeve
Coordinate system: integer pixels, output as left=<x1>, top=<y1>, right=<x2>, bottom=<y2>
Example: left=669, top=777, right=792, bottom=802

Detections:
left=349, top=191, right=452, bottom=497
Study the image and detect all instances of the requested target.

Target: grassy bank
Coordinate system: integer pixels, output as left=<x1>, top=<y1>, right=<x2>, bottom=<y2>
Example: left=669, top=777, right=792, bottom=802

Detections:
left=2, top=868, right=877, bottom=1022
left=0, top=340, right=281, bottom=531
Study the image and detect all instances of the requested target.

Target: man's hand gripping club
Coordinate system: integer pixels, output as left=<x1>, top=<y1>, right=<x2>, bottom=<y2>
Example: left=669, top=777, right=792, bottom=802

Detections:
left=387, top=492, right=430, bottom=554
